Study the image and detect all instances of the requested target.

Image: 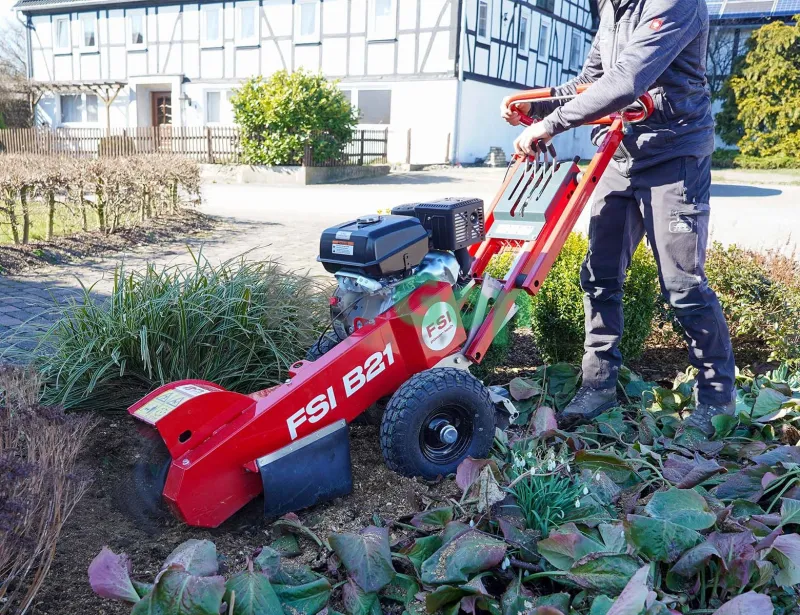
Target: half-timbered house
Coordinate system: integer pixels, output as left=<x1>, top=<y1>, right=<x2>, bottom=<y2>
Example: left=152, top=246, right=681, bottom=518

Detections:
left=15, top=0, right=600, bottom=163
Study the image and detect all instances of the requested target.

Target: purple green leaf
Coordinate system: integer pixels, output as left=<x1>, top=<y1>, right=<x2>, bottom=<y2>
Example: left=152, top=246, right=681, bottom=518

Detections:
left=272, top=576, right=331, bottom=615
left=751, top=446, right=800, bottom=466
left=606, top=565, right=650, bottom=615
left=751, top=388, right=789, bottom=420
left=624, top=515, right=703, bottom=563
left=662, top=453, right=726, bottom=489
left=420, top=529, right=506, bottom=585
left=162, top=539, right=218, bottom=577
left=329, top=526, right=395, bottom=593
left=455, top=458, right=493, bottom=492
left=224, top=570, right=283, bottom=615
left=645, top=488, right=716, bottom=530
left=711, top=592, right=773, bottom=615
left=252, top=547, right=282, bottom=578
left=715, top=465, right=772, bottom=502
left=766, top=533, right=800, bottom=586
left=380, top=574, right=419, bottom=606
left=666, top=542, right=722, bottom=591
left=509, top=377, right=542, bottom=401
left=565, top=553, right=641, bottom=595
left=538, top=527, right=606, bottom=571
left=403, top=535, right=443, bottom=575
left=341, top=579, right=381, bottom=615
left=88, top=547, right=141, bottom=604
left=130, top=568, right=225, bottom=615
left=410, top=506, right=454, bottom=529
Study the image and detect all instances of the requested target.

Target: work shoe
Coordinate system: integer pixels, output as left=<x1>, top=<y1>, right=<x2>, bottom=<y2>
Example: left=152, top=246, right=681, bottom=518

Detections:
left=683, top=401, right=737, bottom=438
left=558, top=386, right=618, bottom=429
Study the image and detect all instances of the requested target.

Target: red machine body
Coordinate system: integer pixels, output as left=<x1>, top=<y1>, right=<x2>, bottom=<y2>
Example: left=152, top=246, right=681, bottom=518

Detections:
left=128, top=88, right=653, bottom=528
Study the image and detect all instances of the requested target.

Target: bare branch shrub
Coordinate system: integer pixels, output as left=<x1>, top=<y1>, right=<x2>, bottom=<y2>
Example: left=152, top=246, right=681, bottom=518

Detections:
left=0, top=154, right=201, bottom=244
left=0, top=365, right=96, bottom=615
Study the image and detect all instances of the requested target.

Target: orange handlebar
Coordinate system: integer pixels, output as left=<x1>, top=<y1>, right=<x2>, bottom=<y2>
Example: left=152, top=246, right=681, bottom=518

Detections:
left=506, top=84, right=654, bottom=127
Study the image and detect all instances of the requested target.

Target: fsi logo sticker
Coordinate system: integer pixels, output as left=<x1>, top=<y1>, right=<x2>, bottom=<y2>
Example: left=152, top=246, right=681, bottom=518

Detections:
left=421, top=302, right=458, bottom=351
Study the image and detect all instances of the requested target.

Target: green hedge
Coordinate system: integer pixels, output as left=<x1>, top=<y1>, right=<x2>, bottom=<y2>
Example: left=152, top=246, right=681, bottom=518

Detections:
left=712, top=149, right=800, bottom=170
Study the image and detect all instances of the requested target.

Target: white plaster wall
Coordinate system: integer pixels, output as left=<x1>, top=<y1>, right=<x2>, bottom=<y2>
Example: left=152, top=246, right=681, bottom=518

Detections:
left=456, top=79, right=595, bottom=165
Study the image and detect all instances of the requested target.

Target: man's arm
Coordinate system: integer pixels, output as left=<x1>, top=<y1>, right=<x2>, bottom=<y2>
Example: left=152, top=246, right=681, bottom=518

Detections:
left=541, top=0, right=701, bottom=135
left=529, top=33, right=604, bottom=118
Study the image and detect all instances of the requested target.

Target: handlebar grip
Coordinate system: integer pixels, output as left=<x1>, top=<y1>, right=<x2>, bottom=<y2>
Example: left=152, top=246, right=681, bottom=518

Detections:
left=507, top=86, right=654, bottom=126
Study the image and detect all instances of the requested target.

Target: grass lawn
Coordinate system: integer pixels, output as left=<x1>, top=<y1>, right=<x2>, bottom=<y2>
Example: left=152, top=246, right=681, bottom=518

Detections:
left=0, top=202, right=102, bottom=245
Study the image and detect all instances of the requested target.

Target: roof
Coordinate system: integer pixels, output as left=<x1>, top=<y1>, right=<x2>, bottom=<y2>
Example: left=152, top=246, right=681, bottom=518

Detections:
left=13, top=0, right=800, bottom=19
left=708, top=0, right=800, bottom=20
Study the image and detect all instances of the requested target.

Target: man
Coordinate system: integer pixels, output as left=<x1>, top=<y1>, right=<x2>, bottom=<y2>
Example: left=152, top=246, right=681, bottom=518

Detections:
left=501, top=0, right=736, bottom=435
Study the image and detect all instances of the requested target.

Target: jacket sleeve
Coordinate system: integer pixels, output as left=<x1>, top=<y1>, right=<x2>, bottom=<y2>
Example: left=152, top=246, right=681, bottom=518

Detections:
left=541, top=0, right=701, bottom=135
left=529, top=33, right=604, bottom=118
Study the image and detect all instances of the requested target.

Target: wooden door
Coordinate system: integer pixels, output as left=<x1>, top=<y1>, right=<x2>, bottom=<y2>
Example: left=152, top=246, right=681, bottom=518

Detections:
left=151, top=92, right=172, bottom=126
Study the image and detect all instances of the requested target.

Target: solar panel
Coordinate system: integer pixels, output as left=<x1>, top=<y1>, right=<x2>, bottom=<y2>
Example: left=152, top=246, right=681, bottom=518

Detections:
left=775, top=0, right=800, bottom=14
left=706, top=1, right=725, bottom=16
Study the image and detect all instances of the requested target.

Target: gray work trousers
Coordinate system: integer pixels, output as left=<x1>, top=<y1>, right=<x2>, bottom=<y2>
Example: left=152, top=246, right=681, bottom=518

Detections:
left=580, top=155, right=736, bottom=405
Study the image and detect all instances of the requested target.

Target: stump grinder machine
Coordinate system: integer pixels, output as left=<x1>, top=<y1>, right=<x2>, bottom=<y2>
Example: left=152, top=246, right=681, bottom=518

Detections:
left=128, top=87, right=654, bottom=528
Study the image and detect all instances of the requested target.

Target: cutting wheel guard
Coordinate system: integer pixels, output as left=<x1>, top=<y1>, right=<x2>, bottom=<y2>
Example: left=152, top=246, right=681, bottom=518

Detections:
left=127, top=86, right=653, bottom=528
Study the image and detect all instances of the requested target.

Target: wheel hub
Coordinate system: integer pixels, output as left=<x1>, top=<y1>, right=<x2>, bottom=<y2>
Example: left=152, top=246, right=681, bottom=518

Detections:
left=420, top=407, right=473, bottom=464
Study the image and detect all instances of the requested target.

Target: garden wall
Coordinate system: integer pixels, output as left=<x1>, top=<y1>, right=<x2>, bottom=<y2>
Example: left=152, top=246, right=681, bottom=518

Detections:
left=200, top=163, right=391, bottom=185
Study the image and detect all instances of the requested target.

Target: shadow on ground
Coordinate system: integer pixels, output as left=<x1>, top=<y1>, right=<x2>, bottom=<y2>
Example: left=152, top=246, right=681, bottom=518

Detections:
left=710, top=184, right=783, bottom=198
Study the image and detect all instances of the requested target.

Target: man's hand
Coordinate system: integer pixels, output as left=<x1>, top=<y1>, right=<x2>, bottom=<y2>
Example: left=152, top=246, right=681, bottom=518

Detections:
left=500, top=97, right=531, bottom=126
left=513, top=122, right=553, bottom=156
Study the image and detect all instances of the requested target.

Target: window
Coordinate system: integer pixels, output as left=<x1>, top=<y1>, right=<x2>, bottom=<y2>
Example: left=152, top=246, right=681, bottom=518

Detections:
left=357, top=90, right=391, bottom=125
left=569, top=31, right=583, bottom=69
left=60, top=93, right=98, bottom=124
left=202, top=5, right=223, bottom=47
left=536, top=0, right=555, bottom=12
left=538, top=21, right=550, bottom=57
left=296, top=0, right=320, bottom=44
left=128, top=10, right=146, bottom=49
left=518, top=14, right=529, bottom=53
left=54, top=17, right=71, bottom=53
left=236, top=2, right=258, bottom=46
left=477, top=1, right=490, bottom=43
left=206, top=91, right=221, bottom=123
left=80, top=14, right=97, bottom=50
left=369, top=0, right=396, bottom=41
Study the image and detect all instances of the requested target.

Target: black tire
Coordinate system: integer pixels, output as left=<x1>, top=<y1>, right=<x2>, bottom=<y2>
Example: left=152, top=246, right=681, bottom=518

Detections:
left=380, top=368, right=496, bottom=479
left=305, top=332, right=342, bottom=361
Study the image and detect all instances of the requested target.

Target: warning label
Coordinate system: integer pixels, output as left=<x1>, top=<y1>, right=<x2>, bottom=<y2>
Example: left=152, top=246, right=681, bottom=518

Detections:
left=332, top=241, right=355, bottom=256
left=133, top=384, right=214, bottom=424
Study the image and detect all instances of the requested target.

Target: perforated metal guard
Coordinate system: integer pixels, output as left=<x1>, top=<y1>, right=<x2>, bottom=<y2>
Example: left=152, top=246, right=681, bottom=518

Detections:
left=487, top=161, right=580, bottom=242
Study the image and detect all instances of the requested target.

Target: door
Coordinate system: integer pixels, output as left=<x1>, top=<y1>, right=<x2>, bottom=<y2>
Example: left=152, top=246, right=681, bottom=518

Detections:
left=151, top=92, right=172, bottom=126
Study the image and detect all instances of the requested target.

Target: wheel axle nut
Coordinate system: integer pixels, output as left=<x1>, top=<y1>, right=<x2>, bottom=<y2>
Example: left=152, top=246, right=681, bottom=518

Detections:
left=440, top=425, right=458, bottom=444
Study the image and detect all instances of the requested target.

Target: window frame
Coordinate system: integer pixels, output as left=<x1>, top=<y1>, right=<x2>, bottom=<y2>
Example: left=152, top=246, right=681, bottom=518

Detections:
left=537, top=19, right=550, bottom=58
left=79, top=12, right=98, bottom=52
left=53, top=16, right=72, bottom=54
left=569, top=31, right=583, bottom=70
left=518, top=13, right=529, bottom=55
left=295, top=0, right=321, bottom=45
left=59, top=92, right=100, bottom=126
left=126, top=8, right=147, bottom=50
left=477, top=0, right=491, bottom=44
left=201, top=4, right=224, bottom=48
left=348, top=88, right=392, bottom=126
left=205, top=89, right=230, bottom=124
left=368, top=0, right=397, bottom=42
left=235, top=1, right=259, bottom=47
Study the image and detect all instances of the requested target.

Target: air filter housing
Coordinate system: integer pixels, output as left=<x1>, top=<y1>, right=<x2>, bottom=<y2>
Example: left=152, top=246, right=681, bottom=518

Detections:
left=391, top=197, right=485, bottom=251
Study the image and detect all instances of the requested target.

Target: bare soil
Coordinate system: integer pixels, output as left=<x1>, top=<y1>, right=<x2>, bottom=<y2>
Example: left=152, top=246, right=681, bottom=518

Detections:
left=29, top=417, right=459, bottom=615
left=0, top=210, right=217, bottom=276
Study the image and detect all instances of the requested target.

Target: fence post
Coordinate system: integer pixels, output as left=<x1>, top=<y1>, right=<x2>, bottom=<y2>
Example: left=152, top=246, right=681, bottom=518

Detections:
left=358, top=130, right=365, bottom=166
left=206, top=127, right=213, bottom=164
left=445, top=133, right=451, bottom=164
left=303, top=143, right=313, bottom=167
left=406, top=128, right=412, bottom=165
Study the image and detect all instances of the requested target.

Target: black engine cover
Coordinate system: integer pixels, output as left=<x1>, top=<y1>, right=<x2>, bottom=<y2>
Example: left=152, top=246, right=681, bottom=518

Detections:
left=318, top=214, right=429, bottom=277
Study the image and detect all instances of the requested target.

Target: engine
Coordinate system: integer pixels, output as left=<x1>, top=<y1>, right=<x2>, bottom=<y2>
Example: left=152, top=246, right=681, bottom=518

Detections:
left=318, top=197, right=485, bottom=338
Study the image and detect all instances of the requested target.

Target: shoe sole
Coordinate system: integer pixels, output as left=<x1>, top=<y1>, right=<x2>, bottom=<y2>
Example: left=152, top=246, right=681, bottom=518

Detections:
left=558, top=400, right=618, bottom=429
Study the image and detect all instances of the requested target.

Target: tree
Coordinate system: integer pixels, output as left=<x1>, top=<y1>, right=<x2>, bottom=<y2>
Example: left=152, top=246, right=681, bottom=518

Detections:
left=230, top=69, right=357, bottom=166
left=714, top=53, right=746, bottom=147
left=0, top=17, right=27, bottom=78
left=706, top=28, right=736, bottom=99
left=721, top=18, right=800, bottom=157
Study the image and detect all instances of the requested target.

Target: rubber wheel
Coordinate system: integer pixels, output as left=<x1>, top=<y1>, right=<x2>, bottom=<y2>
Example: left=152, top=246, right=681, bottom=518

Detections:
left=380, top=368, right=496, bottom=479
left=305, top=332, right=342, bottom=361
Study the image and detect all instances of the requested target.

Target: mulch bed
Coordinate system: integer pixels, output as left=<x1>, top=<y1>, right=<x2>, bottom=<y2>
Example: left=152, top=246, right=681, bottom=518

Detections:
left=0, top=210, right=218, bottom=276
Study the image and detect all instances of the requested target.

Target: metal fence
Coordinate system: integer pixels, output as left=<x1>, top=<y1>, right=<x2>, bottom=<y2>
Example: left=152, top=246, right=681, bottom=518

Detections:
left=0, top=126, right=388, bottom=167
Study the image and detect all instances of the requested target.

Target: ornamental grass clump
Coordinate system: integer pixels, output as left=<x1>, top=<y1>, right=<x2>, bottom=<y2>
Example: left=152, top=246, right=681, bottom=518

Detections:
left=33, top=252, right=330, bottom=411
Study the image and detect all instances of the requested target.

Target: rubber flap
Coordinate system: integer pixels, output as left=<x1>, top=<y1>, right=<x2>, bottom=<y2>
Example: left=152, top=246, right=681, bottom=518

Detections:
left=257, top=419, right=353, bottom=518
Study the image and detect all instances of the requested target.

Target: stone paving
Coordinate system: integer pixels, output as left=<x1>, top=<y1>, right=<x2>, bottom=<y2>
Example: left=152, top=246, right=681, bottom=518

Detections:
left=1, top=167, right=798, bottom=359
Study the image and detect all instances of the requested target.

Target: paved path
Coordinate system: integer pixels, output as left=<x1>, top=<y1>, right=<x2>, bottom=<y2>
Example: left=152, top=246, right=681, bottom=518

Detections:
left=1, top=167, right=798, bottom=356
